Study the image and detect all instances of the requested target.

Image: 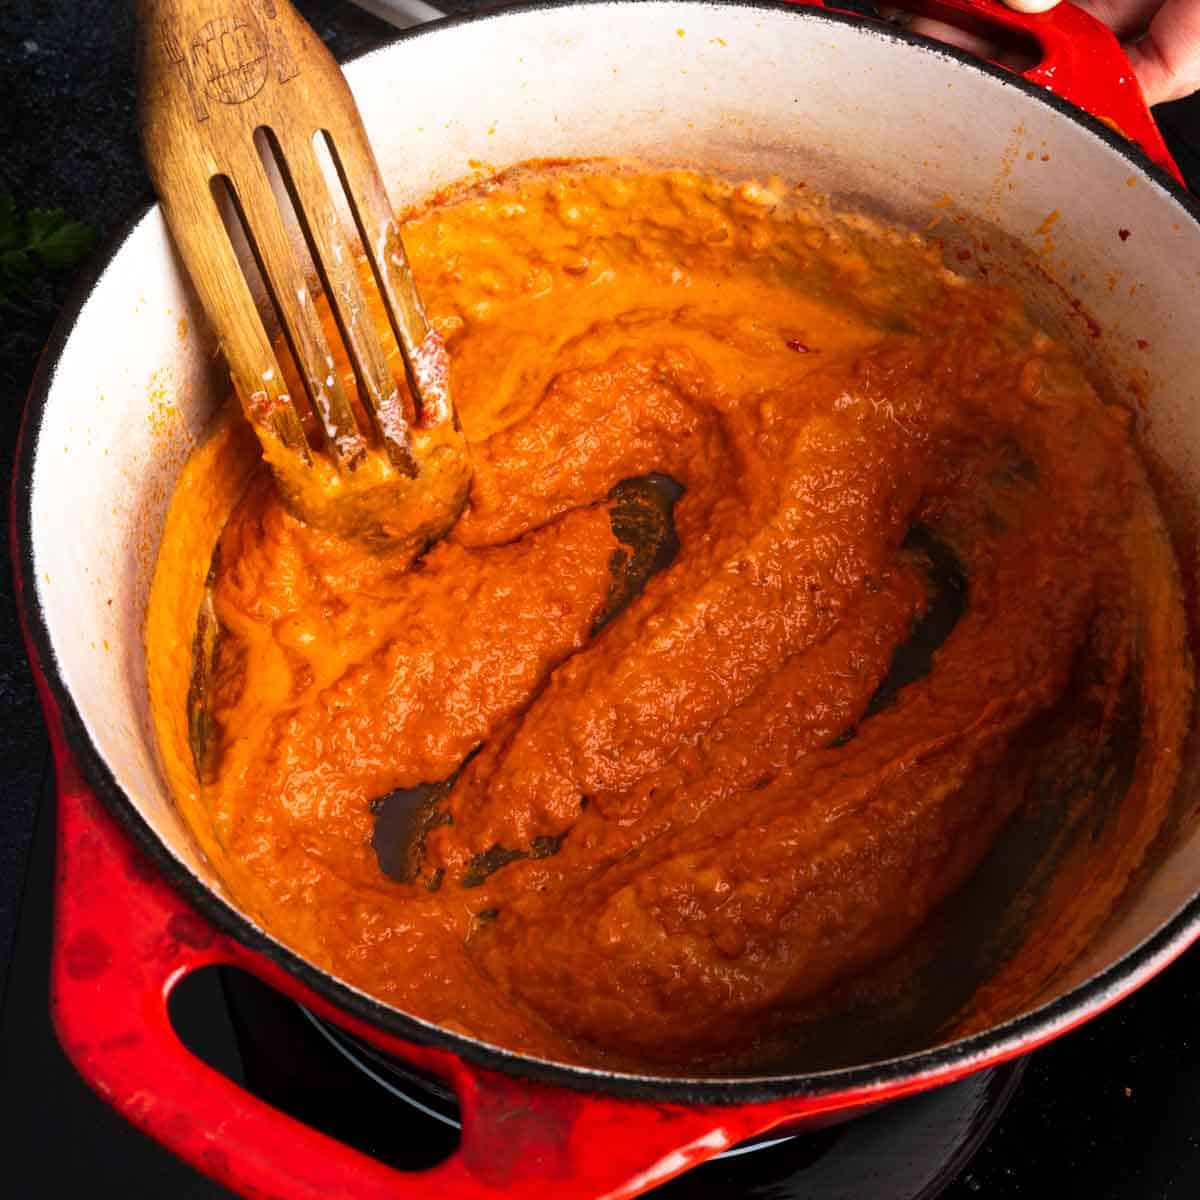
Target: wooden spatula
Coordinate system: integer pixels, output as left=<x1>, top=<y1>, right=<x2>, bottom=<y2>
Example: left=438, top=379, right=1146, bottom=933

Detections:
left=136, top=0, right=470, bottom=552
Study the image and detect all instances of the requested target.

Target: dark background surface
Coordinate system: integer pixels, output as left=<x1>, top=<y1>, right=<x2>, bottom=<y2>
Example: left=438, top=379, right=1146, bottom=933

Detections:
left=2, top=2, right=1200, bottom=1196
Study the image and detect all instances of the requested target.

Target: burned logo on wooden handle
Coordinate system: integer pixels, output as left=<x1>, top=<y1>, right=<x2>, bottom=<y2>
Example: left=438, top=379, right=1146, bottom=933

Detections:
left=162, top=2, right=299, bottom=120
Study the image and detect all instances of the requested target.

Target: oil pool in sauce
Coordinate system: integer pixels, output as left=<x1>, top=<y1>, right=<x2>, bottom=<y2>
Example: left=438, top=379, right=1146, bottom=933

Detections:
left=146, top=165, right=1192, bottom=1073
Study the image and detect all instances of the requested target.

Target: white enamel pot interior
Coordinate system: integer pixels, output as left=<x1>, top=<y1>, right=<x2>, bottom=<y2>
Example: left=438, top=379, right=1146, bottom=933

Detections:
left=17, top=0, right=1200, bottom=1105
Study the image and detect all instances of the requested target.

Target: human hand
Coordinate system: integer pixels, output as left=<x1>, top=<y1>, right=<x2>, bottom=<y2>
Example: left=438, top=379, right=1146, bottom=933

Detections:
left=900, top=0, right=1200, bottom=105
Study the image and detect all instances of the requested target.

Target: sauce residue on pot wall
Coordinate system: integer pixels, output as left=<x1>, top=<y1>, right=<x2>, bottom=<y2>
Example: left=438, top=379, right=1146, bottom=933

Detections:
left=145, top=165, right=1193, bottom=1073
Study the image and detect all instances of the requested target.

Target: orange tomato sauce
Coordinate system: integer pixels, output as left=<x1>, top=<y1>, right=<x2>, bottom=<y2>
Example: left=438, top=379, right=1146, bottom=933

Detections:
left=147, top=165, right=1192, bottom=1072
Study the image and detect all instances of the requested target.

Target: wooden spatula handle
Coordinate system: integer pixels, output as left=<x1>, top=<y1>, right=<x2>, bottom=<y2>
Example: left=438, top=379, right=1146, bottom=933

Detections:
left=137, top=0, right=435, bottom=436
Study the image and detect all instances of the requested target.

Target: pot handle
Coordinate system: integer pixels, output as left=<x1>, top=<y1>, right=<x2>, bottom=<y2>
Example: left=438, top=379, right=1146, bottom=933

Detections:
left=807, top=0, right=1184, bottom=184
left=49, top=755, right=803, bottom=1198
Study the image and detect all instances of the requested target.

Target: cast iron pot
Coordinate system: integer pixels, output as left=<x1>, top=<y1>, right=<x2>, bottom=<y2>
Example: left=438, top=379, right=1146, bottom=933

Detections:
left=13, top=0, right=1200, bottom=1195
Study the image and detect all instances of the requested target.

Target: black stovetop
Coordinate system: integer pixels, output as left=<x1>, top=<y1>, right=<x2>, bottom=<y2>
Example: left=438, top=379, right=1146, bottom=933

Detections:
left=3, top=3, right=1200, bottom=1196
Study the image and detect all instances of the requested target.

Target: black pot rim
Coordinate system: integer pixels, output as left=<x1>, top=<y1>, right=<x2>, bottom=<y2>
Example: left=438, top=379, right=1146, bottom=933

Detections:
left=13, top=0, right=1200, bottom=1107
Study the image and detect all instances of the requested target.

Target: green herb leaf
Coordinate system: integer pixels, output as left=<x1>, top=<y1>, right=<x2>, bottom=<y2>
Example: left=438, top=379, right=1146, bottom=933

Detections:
left=0, top=194, right=96, bottom=307
left=26, top=208, right=97, bottom=269
left=0, top=248, right=36, bottom=303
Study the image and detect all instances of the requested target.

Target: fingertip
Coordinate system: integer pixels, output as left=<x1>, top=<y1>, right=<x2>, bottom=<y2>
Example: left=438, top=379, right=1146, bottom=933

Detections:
left=1001, top=0, right=1062, bottom=13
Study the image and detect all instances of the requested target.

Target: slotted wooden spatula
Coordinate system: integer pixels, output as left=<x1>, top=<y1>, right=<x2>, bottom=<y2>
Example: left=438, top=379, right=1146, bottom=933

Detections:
left=136, top=0, right=470, bottom=551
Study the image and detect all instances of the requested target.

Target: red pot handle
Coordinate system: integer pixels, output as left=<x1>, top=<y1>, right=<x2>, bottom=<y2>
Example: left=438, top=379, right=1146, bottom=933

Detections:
left=50, top=744, right=838, bottom=1198
left=801, top=0, right=1184, bottom=184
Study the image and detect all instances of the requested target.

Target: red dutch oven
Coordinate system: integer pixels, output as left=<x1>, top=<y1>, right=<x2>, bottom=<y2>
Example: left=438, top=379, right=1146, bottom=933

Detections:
left=12, top=1, right=1200, bottom=1196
